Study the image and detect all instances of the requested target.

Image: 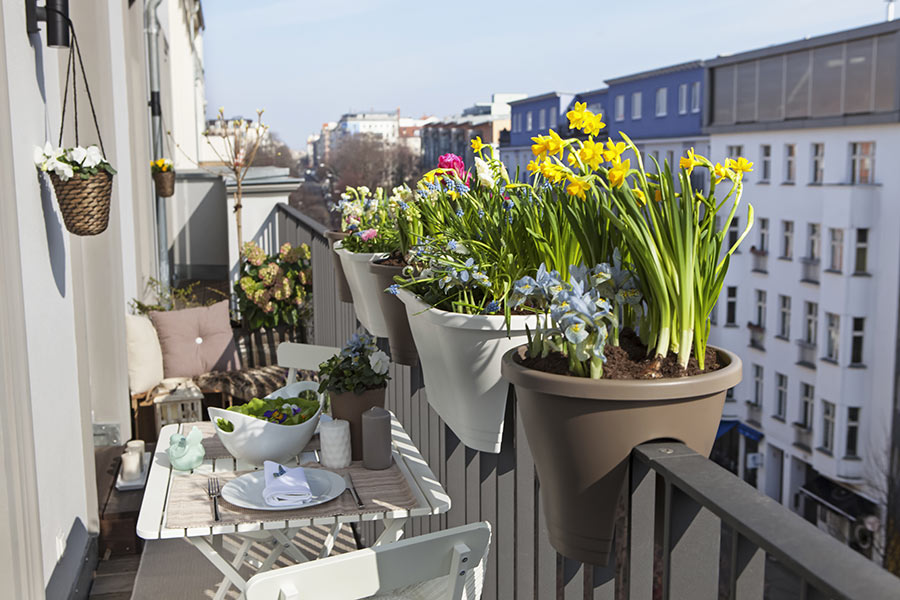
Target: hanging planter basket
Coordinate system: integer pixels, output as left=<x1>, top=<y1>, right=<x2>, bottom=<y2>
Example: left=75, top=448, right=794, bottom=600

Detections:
left=501, top=345, right=742, bottom=565
left=152, top=170, right=175, bottom=198
left=397, top=288, right=536, bottom=454
left=368, top=260, right=417, bottom=366
left=324, top=231, right=353, bottom=303
left=49, top=171, right=113, bottom=236
left=335, top=244, right=390, bottom=337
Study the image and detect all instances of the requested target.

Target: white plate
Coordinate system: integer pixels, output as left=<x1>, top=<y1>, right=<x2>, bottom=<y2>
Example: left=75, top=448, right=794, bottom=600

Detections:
left=220, top=468, right=346, bottom=511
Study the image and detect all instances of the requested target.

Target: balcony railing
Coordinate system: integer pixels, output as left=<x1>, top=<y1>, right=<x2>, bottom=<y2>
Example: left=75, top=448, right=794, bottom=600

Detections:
left=751, top=248, right=768, bottom=273
left=801, top=257, right=821, bottom=284
left=793, top=423, right=813, bottom=452
left=745, top=400, right=762, bottom=426
left=272, top=202, right=900, bottom=600
left=748, top=323, right=765, bottom=350
left=797, top=340, right=817, bottom=368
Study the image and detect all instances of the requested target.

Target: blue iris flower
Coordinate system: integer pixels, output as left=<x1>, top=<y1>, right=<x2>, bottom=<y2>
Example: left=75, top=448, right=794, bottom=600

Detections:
left=484, top=301, right=500, bottom=314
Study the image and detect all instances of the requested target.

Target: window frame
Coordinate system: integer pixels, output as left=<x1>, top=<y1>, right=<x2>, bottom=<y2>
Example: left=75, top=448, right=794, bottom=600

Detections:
left=753, top=364, right=764, bottom=406
left=775, top=373, right=788, bottom=420
left=807, top=223, right=820, bottom=261
left=781, top=220, right=793, bottom=259
left=828, top=228, right=843, bottom=272
left=631, top=91, right=642, bottom=120
left=804, top=301, right=818, bottom=346
left=655, top=87, right=668, bottom=117
left=778, top=295, right=791, bottom=339
left=614, top=95, right=625, bottom=121
left=854, top=228, right=869, bottom=274
left=678, top=83, right=688, bottom=114
left=845, top=407, right=860, bottom=458
left=811, top=142, right=824, bottom=184
left=850, top=317, right=865, bottom=366
left=538, top=108, right=546, bottom=130
left=800, top=383, right=814, bottom=429
left=849, top=141, right=875, bottom=184
left=726, top=286, right=738, bottom=325
left=526, top=111, right=533, bottom=131
left=758, top=218, right=769, bottom=253
left=784, top=143, right=796, bottom=183
left=691, top=81, right=701, bottom=113
left=825, top=312, right=840, bottom=361
left=760, top=144, right=772, bottom=182
left=822, top=400, right=835, bottom=453
left=755, top=289, right=767, bottom=328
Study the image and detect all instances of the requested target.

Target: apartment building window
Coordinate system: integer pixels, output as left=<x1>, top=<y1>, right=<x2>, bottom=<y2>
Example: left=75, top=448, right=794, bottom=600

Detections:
left=854, top=228, right=869, bottom=274
left=666, top=150, right=674, bottom=170
left=615, top=95, right=625, bottom=121
left=781, top=220, right=793, bottom=259
left=691, top=81, right=701, bottom=112
left=822, top=401, right=835, bottom=453
left=778, top=295, right=791, bottom=339
left=726, top=286, right=737, bottom=325
left=851, top=317, right=865, bottom=365
left=784, top=144, right=796, bottom=183
left=709, top=301, right=718, bottom=325
left=804, top=302, right=818, bottom=345
left=678, top=83, right=688, bottom=114
left=754, top=290, right=766, bottom=328
left=758, top=218, right=769, bottom=253
left=655, top=87, right=667, bottom=117
left=760, top=145, right=771, bottom=182
left=845, top=407, right=860, bottom=457
left=828, top=228, right=843, bottom=272
left=849, top=142, right=874, bottom=184
left=728, top=217, right=740, bottom=249
left=538, top=109, right=546, bottom=130
left=775, top=373, right=787, bottom=420
left=632, top=92, right=642, bottom=119
left=548, top=107, right=557, bottom=129
left=799, top=383, right=814, bottom=429
left=807, top=224, right=820, bottom=261
left=726, top=144, right=743, bottom=158
left=811, top=143, right=824, bottom=184
left=825, top=313, right=840, bottom=361
left=526, top=111, right=533, bottom=131
left=753, top=364, right=764, bottom=406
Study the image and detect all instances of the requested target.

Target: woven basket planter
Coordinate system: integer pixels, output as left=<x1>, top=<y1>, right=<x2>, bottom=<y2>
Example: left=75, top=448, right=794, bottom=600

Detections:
left=49, top=171, right=113, bottom=236
left=152, top=170, right=175, bottom=198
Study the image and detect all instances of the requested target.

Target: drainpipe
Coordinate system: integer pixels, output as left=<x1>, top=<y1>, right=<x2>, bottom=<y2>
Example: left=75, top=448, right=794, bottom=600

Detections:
left=144, top=0, right=170, bottom=284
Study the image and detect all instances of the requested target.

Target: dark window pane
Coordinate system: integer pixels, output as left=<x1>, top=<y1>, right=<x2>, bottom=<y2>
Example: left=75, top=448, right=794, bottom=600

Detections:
left=844, top=38, right=874, bottom=114
left=713, top=65, right=735, bottom=125
left=812, top=44, right=843, bottom=117
left=875, top=34, right=898, bottom=112
left=758, top=56, right=785, bottom=121
left=785, top=51, right=811, bottom=119
left=736, top=62, right=757, bottom=122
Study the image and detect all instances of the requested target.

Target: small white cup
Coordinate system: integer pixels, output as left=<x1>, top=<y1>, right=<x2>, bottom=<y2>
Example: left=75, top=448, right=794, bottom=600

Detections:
left=121, top=451, right=143, bottom=481
left=319, top=419, right=352, bottom=469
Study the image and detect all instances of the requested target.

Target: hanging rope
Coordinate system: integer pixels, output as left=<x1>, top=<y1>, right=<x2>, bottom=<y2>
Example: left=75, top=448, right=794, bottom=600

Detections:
left=46, top=8, right=106, bottom=155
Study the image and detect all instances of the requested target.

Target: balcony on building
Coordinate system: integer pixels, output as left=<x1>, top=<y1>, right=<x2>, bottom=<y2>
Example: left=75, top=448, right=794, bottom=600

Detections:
left=793, top=422, right=813, bottom=452
left=801, top=257, right=820, bottom=284
left=796, top=340, right=818, bottom=368
left=750, top=246, right=768, bottom=273
left=745, top=400, right=763, bottom=427
left=748, top=322, right=765, bottom=350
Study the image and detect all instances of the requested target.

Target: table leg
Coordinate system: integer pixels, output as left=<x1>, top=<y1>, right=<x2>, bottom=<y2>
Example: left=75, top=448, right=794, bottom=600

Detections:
left=317, top=522, right=343, bottom=558
left=373, top=517, right=407, bottom=546
left=271, top=529, right=309, bottom=564
left=188, top=536, right=247, bottom=596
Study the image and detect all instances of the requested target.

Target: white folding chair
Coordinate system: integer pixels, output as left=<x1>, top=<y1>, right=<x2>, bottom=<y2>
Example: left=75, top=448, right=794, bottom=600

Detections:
left=277, top=342, right=341, bottom=384
left=245, top=522, right=492, bottom=600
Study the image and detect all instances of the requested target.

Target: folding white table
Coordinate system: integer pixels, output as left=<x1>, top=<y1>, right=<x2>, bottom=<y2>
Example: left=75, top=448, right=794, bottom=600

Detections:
left=136, top=414, right=450, bottom=599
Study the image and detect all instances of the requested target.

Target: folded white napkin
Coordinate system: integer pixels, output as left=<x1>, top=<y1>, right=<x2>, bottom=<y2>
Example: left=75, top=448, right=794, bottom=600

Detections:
left=263, top=461, right=313, bottom=507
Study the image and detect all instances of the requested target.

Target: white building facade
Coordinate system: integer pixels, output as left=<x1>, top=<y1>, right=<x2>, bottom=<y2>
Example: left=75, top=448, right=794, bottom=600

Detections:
left=706, top=21, right=900, bottom=561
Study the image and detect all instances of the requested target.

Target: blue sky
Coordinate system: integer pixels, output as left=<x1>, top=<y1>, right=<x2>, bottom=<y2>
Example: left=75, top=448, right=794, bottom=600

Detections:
left=203, top=0, right=887, bottom=148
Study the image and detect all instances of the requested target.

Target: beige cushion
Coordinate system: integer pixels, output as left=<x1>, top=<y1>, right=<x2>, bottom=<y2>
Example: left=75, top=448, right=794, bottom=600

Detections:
left=149, top=300, right=241, bottom=378
left=125, top=314, right=165, bottom=394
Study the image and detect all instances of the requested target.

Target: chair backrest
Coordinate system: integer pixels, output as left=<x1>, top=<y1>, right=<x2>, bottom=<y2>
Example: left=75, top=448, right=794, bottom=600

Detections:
left=277, top=342, right=340, bottom=384
left=245, top=522, right=491, bottom=600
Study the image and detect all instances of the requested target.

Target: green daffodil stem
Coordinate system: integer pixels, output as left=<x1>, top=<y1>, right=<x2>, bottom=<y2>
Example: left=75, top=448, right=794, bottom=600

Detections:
left=590, top=356, right=603, bottom=379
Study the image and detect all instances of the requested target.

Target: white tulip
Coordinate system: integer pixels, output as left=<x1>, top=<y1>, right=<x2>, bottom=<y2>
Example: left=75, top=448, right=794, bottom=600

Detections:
left=368, top=350, right=390, bottom=375
left=475, top=157, right=495, bottom=188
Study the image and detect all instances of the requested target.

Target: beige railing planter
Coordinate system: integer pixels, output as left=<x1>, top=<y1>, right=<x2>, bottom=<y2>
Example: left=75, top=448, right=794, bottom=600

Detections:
left=397, top=289, right=537, bottom=454
left=49, top=171, right=113, bottom=236
left=501, top=345, right=742, bottom=565
left=324, top=231, right=353, bottom=303
left=330, top=386, right=386, bottom=461
left=334, top=244, right=389, bottom=337
left=368, top=261, right=417, bottom=366
left=152, top=169, right=175, bottom=198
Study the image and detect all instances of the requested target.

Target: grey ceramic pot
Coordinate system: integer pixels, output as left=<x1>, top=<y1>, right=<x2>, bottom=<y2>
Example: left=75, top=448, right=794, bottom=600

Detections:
left=324, top=230, right=353, bottom=303
left=368, top=261, right=418, bottom=366
left=330, top=386, right=386, bottom=461
left=501, top=345, right=742, bottom=565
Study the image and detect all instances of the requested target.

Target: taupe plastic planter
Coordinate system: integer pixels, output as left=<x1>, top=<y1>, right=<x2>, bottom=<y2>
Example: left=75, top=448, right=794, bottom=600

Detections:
left=368, top=261, right=418, bottom=366
left=330, top=386, right=386, bottom=461
left=324, top=230, right=353, bottom=303
left=501, top=345, right=742, bottom=565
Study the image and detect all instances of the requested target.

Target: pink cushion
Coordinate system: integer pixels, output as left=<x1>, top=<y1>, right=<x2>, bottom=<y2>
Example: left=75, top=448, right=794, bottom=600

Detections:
left=149, top=300, right=241, bottom=378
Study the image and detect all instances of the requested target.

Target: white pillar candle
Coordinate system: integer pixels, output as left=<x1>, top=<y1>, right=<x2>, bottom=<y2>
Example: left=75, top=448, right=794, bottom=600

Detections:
left=125, top=440, right=145, bottom=456
left=121, top=450, right=143, bottom=481
left=319, top=419, right=352, bottom=469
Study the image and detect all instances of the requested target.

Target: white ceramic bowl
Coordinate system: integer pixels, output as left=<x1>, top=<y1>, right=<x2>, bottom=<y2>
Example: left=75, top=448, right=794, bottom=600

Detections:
left=208, top=381, right=323, bottom=466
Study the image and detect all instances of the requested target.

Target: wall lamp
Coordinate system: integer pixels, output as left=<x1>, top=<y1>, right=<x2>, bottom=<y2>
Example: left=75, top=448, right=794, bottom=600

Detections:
left=25, top=0, right=70, bottom=48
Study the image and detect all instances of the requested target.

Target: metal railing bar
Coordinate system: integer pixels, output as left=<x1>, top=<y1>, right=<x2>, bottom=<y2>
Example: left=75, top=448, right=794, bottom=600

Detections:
left=633, top=442, right=900, bottom=600
left=275, top=203, right=329, bottom=239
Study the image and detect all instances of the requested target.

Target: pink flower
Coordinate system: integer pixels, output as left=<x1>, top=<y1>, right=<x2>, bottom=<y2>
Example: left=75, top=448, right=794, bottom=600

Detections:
left=438, top=153, right=470, bottom=184
left=360, top=228, right=378, bottom=242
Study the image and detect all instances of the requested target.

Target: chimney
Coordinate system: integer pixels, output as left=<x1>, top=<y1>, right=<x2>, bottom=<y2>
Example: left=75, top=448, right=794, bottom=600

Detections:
left=888, top=0, right=896, bottom=21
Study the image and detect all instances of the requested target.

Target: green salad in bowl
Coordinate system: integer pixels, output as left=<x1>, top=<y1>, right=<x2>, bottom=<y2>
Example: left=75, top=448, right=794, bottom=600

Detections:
left=216, top=390, right=319, bottom=432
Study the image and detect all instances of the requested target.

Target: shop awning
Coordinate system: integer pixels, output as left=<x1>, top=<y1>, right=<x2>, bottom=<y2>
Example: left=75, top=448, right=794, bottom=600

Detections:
left=738, top=422, right=763, bottom=441
left=716, top=419, right=738, bottom=439
left=799, top=476, right=875, bottom=522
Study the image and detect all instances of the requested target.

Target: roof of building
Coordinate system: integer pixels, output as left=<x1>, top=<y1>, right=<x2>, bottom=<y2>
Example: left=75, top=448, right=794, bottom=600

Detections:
left=604, top=60, right=704, bottom=85
left=508, top=91, right=575, bottom=107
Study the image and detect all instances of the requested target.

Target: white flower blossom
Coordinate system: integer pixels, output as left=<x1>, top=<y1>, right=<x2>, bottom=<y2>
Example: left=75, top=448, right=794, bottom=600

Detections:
left=474, top=157, right=495, bottom=188
left=67, top=146, right=87, bottom=165
left=83, top=145, right=104, bottom=168
left=368, top=349, right=390, bottom=375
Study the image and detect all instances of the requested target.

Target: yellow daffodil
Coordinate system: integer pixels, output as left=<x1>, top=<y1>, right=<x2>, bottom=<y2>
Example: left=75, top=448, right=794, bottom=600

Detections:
left=566, top=152, right=578, bottom=166
left=712, top=162, right=733, bottom=184
left=726, top=156, right=754, bottom=175
left=531, top=135, right=550, bottom=159
left=422, top=169, right=440, bottom=184
left=632, top=187, right=646, bottom=205
left=679, top=148, right=702, bottom=175
left=546, top=129, right=565, bottom=157
left=602, top=139, right=626, bottom=164
left=566, top=102, right=587, bottom=129
left=566, top=175, right=591, bottom=200
left=607, top=159, right=630, bottom=188
left=654, top=188, right=662, bottom=202
left=471, top=136, right=485, bottom=153
left=539, top=159, right=568, bottom=184
left=578, top=139, right=603, bottom=171
left=581, top=112, right=606, bottom=137
left=526, top=159, right=541, bottom=174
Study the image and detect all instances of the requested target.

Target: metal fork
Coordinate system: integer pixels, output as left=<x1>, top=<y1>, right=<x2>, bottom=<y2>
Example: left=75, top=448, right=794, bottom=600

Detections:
left=207, top=477, right=221, bottom=521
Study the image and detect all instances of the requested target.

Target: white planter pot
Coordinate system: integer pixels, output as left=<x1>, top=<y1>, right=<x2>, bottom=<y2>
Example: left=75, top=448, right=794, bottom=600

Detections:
left=397, top=289, right=537, bottom=453
left=335, top=245, right=390, bottom=338
left=208, top=381, right=323, bottom=466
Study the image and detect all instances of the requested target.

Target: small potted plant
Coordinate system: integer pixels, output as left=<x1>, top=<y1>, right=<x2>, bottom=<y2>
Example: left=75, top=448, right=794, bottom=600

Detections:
left=34, top=142, right=117, bottom=236
left=151, top=158, right=175, bottom=198
left=317, top=333, right=391, bottom=460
